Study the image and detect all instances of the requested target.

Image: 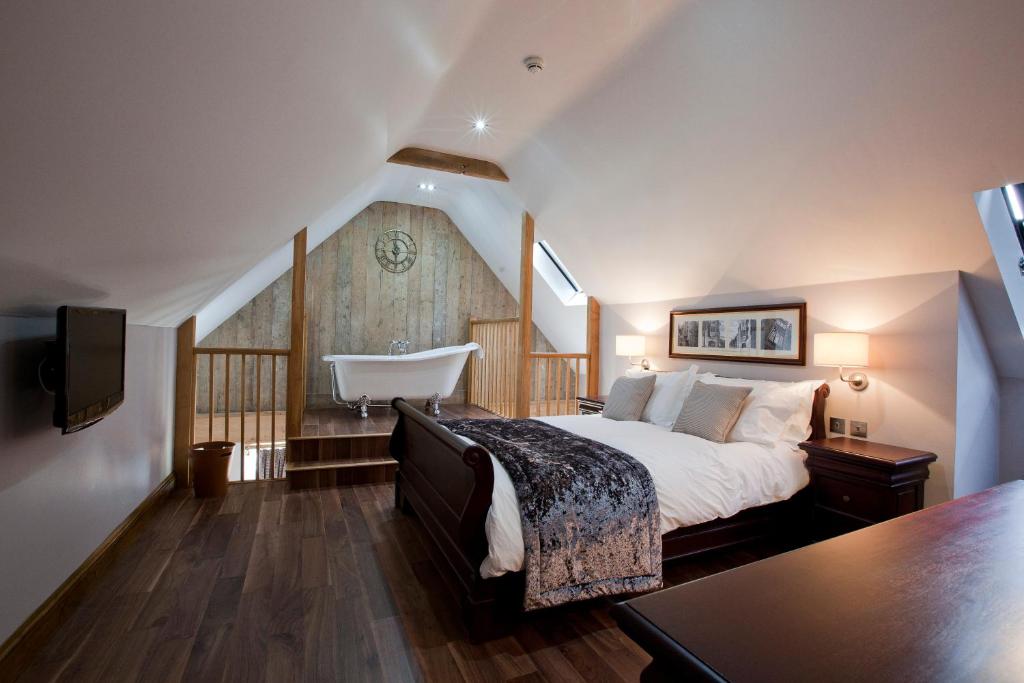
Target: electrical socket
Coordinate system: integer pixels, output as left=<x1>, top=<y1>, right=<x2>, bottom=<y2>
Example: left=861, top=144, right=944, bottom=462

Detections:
left=851, top=420, right=868, bottom=438
left=829, top=417, right=846, bottom=434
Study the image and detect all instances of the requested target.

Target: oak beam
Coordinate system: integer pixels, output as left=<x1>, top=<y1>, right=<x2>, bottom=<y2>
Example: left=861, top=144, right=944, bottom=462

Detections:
left=172, top=316, right=196, bottom=488
left=515, top=213, right=535, bottom=418
left=387, top=147, right=509, bottom=182
left=286, top=228, right=308, bottom=439
left=586, top=297, right=601, bottom=396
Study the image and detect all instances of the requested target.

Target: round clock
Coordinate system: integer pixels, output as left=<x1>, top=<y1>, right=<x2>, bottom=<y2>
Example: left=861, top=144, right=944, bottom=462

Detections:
left=374, top=229, right=417, bottom=273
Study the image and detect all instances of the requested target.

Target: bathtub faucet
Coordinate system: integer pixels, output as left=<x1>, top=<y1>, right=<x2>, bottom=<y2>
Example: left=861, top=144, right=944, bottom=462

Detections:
left=388, top=339, right=410, bottom=356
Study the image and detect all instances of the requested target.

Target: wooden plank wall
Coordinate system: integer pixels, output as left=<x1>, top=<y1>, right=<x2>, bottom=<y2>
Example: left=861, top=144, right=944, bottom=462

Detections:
left=198, top=201, right=554, bottom=411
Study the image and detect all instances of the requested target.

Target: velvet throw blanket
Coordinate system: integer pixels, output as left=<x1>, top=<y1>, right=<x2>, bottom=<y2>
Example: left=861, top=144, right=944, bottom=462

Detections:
left=439, top=418, right=662, bottom=610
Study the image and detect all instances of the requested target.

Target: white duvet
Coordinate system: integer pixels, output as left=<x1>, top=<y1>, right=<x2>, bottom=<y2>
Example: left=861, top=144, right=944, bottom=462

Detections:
left=479, top=414, right=809, bottom=578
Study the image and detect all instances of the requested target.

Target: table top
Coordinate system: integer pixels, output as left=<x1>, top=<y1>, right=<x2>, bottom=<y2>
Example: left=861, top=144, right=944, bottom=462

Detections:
left=613, top=481, right=1024, bottom=682
left=800, top=436, right=937, bottom=466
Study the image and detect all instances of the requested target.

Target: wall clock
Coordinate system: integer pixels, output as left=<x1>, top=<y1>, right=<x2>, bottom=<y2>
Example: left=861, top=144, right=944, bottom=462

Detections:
left=374, top=229, right=417, bottom=273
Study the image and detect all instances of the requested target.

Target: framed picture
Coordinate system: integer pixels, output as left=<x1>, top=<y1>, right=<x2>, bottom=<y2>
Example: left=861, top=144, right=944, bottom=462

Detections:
left=668, top=303, right=807, bottom=365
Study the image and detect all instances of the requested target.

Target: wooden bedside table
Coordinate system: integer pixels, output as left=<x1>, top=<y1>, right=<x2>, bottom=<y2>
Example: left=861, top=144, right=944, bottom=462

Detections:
left=799, top=437, right=937, bottom=539
left=576, top=394, right=607, bottom=415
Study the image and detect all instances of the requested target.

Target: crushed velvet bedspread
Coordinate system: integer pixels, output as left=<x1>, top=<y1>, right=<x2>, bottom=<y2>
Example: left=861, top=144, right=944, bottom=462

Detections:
left=438, top=417, right=662, bottom=610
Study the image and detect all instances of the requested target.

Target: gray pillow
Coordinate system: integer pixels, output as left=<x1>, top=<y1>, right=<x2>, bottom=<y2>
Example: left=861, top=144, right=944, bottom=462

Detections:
left=672, top=381, right=753, bottom=443
left=603, top=374, right=657, bottom=421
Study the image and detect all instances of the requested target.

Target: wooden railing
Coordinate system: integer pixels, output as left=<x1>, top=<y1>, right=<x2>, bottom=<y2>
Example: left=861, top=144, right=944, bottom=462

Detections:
left=193, top=347, right=289, bottom=481
left=467, top=317, right=519, bottom=417
left=467, top=318, right=589, bottom=418
left=529, top=352, right=587, bottom=417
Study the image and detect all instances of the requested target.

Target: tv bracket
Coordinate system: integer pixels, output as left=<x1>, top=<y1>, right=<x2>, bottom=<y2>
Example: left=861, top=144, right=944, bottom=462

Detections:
left=37, top=340, right=59, bottom=395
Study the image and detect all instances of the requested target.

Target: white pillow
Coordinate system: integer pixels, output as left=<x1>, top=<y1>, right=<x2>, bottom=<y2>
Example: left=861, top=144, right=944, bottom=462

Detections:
left=625, top=366, right=701, bottom=428
left=700, top=376, right=823, bottom=447
left=651, top=368, right=701, bottom=428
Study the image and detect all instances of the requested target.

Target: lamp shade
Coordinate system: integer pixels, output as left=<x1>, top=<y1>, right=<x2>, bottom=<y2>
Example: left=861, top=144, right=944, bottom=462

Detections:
left=814, top=332, right=869, bottom=368
left=615, top=335, right=646, bottom=357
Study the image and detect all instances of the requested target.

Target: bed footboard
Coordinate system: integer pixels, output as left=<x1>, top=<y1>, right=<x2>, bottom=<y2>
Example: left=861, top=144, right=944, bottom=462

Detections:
left=389, top=399, right=517, bottom=633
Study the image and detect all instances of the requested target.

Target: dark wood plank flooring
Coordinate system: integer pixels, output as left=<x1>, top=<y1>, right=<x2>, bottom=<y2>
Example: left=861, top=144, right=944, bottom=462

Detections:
left=300, top=403, right=496, bottom=438
left=13, top=482, right=781, bottom=682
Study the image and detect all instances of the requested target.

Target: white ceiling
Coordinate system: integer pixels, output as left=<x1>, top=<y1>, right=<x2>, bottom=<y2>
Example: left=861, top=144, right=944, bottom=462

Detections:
left=2, top=0, right=1023, bottom=326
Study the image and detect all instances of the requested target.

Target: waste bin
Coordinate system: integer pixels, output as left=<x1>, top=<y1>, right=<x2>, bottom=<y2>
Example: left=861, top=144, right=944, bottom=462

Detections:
left=192, top=441, right=234, bottom=497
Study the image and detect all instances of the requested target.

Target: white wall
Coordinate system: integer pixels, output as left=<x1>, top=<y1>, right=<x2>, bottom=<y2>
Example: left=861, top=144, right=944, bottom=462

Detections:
left=0, top=318, right=175, bottom=645
left=1000, top=378, right=1024, bottom=483
left=954, top=281, right=1000, bottom=497
left=975, top=188, right=1024, bottom=338
left=600, top=271, right=960, bottom=506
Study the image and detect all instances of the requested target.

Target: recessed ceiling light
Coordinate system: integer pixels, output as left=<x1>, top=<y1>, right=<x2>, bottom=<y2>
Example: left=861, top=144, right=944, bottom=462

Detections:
left=473, top=118, right=488, bottom=132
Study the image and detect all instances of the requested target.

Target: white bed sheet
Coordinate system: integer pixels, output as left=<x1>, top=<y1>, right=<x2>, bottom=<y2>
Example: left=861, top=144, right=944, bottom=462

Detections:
left=479, top=415, right=809, bottom=578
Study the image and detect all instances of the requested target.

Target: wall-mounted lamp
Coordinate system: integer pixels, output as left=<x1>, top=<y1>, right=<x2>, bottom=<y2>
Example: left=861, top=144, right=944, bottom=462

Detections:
left=814, top=332, right=869, bottom=391
left=616, top=335, right=650, bottom=371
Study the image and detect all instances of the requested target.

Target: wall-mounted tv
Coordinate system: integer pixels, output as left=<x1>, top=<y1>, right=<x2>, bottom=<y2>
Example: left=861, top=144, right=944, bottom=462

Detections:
left=46, top=306, right=127, bottom=434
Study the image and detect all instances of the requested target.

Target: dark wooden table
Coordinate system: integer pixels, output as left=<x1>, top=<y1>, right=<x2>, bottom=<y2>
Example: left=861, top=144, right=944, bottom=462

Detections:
left=612, top=481, right=1024, bottom=682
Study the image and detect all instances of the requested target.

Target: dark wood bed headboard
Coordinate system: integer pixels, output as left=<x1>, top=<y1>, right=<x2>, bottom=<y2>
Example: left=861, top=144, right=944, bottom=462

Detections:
left=809, top=383, right=831, bottom=441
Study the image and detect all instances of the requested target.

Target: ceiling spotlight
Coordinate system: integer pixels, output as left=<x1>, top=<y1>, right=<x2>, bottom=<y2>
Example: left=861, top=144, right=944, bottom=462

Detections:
left=473, top=118, right=488, bottom=132
left=524, top=56, right=544, bottom=74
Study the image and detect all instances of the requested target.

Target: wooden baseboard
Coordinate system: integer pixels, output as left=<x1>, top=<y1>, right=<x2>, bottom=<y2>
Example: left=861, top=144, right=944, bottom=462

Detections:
left=0, top=473, right=176, bottom=681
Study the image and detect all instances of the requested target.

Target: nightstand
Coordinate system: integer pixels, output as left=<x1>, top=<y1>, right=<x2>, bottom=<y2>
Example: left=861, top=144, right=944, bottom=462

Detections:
left=576, top=394, right=607, bottom=415
left=799, top=437, right=937, bottom=539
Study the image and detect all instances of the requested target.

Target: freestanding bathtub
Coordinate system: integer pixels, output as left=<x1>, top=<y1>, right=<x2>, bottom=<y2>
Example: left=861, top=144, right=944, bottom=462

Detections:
left=323, top=342, right=483, bottom=417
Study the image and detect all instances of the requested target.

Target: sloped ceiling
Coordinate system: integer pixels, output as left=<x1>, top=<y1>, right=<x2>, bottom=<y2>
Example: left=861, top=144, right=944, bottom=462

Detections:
left=2, top=0, right=1023, bottom=326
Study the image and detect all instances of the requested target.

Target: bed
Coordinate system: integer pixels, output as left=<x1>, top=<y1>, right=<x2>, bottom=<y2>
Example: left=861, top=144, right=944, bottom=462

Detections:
left=388, top=382, right=829, bottom=634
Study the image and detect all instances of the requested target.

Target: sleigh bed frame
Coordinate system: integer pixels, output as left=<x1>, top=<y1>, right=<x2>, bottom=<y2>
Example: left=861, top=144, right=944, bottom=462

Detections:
left=389, top=383, right=829, bottom=634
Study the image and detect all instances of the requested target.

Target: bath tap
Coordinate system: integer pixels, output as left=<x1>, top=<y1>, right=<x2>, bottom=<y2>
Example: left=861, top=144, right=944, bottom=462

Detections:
left=388, top=339, right=410, bottom=356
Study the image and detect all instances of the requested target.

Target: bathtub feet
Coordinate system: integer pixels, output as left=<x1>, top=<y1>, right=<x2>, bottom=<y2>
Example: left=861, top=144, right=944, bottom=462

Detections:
left=426, top=393, right=442, bottom=417
left=353, top=395, right=370, bottom=419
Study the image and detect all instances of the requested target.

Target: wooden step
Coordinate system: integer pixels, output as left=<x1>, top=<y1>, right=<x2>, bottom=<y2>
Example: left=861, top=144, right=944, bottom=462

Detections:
left=286, top=454, right=398, bottom=490
left=287, top=432, right=391, bottom=442
left=286, top=457, right=397, bottom=473
left=288, top=433, right=391, bottom=465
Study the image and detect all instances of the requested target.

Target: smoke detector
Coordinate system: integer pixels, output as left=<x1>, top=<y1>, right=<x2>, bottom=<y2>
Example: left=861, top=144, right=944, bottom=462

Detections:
left=523, top=56, right=544, bottom=74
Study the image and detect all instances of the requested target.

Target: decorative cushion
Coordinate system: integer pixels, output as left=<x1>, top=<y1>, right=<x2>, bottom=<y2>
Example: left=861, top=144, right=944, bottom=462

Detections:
left=672, top=381, right=753, bottom=443
left=626, top=366, right=701, bottom=428
left=602, top=374, right=657, bottom=421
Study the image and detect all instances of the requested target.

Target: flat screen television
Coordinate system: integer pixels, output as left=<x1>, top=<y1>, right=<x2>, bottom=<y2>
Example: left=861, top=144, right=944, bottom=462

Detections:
left=48, top=306, right=127, bottom=434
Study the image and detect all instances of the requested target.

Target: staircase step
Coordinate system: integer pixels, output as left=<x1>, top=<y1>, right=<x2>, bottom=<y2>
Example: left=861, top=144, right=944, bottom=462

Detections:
left=285, top=457, right=397, bottom=473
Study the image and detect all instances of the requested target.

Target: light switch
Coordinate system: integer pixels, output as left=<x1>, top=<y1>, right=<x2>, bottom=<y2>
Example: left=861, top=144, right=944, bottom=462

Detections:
left=851, top=420, right=868, bottom=438
left=829, top=417, right=846, bottom=434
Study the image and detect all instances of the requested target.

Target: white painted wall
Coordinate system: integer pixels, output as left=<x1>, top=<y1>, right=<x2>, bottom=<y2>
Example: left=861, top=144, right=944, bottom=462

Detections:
left=0, top=318, right=175, bottom=645
left=975, top=188, right=1024, bottom=338
left=1000, top=378, right=1024, bottom=483
left=600, top=271, right=960, bottom=506
left=953, top=281, right=1000, bottom=497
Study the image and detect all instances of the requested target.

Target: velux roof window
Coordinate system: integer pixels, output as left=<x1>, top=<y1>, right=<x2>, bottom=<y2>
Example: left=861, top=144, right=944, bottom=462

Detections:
left=1002, top=183, right=1024, bottom=254
left=534, top=240, right=586, bottom=306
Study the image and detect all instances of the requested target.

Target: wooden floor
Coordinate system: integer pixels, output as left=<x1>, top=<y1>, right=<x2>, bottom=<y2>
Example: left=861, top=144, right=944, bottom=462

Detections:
left=193, top=404, right=497, bottom=446
left=300, top=403, right=498, bottom=437
left=13, top=482, right=781, bottom=683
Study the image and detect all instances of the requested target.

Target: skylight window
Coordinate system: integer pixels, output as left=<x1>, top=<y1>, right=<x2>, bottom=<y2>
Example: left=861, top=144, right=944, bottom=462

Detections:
left=1002, top=183, right=1024, bottom=253
left=534, top=240, right=586, bottom=306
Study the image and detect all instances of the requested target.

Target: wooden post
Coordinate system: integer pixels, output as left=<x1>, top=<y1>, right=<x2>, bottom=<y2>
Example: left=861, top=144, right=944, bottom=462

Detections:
left=515, top=212, right=534, bottom=418
left=286, top=227, right=308, bottom=439
left=586, top=296, right=601, bottom=396
left=172, top=316, right=196, bottom=488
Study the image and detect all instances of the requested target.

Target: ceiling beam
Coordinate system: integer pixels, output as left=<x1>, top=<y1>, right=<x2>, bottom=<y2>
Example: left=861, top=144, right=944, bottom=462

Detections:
left=386, top=147, right=509, bottom=182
